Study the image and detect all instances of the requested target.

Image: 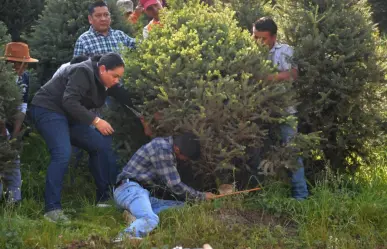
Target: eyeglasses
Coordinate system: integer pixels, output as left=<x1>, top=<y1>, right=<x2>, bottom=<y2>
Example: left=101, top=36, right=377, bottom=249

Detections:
left=93, top=12, right=111, bottom=19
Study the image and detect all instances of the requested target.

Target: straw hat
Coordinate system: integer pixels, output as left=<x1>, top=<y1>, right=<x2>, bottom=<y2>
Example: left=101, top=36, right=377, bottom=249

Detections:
left=2, top=42, right=38, bottom=63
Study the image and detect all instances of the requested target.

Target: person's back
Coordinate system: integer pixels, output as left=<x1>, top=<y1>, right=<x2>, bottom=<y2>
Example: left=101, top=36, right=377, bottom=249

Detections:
left=32, top=60, right=106, bottom=121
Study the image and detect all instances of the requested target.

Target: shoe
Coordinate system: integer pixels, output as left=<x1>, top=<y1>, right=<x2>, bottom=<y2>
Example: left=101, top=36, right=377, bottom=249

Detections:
left=123, top=209, right=136, bottom=224
left=96, top=200, right=112, bottom=208
left=112, top=233, right=142, bottom=244
left=44, top=209, right=70, bottom=224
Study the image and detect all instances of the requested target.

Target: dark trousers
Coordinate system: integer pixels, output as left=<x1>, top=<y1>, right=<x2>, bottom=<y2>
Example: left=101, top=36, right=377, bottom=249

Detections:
left=29, top=105, right=115, bottom=212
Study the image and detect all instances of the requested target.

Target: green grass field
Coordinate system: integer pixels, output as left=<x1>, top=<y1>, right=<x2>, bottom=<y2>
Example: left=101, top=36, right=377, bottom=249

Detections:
left=1, top=134, right=387, bottom=249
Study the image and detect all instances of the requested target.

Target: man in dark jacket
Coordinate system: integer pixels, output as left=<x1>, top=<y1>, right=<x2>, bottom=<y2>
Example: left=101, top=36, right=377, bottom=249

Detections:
left=29, top=53, right=139, bottom=223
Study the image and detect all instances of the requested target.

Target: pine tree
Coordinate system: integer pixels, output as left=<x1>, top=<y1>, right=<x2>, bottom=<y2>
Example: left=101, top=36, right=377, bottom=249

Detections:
left=0, top=0, right=45, bottom=41
left=368, top=0, right=387, bottom=33
left=0, top=21, right=22, bottom=173
left=28, top=0, right=134, bottom=85
left=220, top=0, right=271, bottom=31
left=272, top=0, right=387, bottom=172
left=115, top=0, right=299, bottom=189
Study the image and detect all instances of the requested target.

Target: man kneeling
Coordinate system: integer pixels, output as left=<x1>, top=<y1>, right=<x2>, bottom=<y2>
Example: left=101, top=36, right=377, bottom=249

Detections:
left=114, top=132, right=215, bottom=241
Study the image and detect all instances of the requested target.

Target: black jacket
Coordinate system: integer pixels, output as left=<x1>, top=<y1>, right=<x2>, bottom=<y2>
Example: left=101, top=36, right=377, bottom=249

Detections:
left=31, top=59, right=137, bottom=125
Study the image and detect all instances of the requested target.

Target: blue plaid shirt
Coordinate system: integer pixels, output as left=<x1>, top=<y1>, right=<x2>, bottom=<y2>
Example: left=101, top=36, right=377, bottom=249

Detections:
left=117, top=137, right=205, bottom=200
left=74, top=26, right=136, bottom=57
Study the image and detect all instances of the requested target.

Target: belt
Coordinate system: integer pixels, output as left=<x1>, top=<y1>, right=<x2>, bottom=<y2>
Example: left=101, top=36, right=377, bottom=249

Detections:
left=114, top=178, right=137, bottom=189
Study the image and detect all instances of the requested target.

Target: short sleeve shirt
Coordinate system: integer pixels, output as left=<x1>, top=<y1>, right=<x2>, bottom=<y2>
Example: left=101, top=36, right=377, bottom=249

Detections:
left=268, top=43, right=297, bottom=72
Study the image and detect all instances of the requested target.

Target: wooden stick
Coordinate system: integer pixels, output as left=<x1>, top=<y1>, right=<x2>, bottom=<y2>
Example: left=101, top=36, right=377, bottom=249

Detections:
left=212, top=187, right=261, bottom=199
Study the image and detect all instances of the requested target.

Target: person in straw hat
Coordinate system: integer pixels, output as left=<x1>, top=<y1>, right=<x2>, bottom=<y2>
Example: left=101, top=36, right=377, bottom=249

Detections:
left=0, top=42, right=38, bottom=204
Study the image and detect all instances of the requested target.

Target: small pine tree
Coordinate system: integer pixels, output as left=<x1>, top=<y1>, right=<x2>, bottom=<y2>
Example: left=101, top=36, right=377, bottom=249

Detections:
left=221, top=0, right=271, bottom=31
left=368, top=0, right=387, bottom=33
left=28, top=0, right=134, bottom=85
left=116, top=0, right=298, bottom=189
left=272, top=0, right=387, bottom=172
left=0, top=0, right=45, bottom=41
left=0, top=22, right=22, bottom=173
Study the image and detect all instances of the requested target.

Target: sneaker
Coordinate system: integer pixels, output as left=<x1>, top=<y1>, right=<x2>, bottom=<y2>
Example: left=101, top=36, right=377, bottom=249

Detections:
left=96, top=200, right=112, bottom=208
left=44, top=209, right=70, bottom=224
left=112, top=233, right=142, bottom=244
left=122, top=209, right=136, bottom=224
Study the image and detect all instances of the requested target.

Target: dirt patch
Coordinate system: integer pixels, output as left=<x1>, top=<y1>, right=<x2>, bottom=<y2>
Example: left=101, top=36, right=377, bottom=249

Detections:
left=215, top=208, right=297, bottom=235
left=61, top=235, right=112, bottom=249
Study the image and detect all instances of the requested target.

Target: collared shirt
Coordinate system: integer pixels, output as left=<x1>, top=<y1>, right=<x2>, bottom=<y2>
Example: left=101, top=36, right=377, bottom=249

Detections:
left=269, top=42, right=298, bottom=114
left=74, top=26, right=136, bottom=57
left=269, top=42, right=297, bottom=72
left=117, top=137, right=205, bottom=200
left=143, top=19, right=161, bottom=39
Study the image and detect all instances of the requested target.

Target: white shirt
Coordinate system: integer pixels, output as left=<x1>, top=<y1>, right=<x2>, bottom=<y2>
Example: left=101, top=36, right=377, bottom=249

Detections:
left=268, top=42, right=297, bottom=114
left=269, top=42, right=297, bottom=72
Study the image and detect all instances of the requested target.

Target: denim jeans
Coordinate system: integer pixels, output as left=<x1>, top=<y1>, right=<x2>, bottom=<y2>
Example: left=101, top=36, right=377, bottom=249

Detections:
left=114, top=180, right=184, bottom=237
left=0, top=157, right=22, bottom=202
left=280, top=123, right=308, bottom=200
left=29, top=105, right=116, bottom=212
left=0, top=129, right=22, bottom=202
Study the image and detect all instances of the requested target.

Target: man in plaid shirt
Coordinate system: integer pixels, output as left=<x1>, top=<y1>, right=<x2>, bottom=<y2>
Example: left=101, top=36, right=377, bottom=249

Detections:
left=74, top=1, right=136, bottom=57
left=113, top=132, right=215, bottom=241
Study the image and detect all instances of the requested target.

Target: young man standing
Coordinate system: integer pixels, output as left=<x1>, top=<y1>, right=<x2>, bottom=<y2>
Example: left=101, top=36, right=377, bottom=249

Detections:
left=252, top=17, right=308, bottom=200
left=113, top=132, right=215, bottom=241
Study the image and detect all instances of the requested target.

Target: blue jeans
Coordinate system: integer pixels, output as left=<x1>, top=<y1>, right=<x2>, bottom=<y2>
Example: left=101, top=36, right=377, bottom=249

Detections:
left=29, top=105, right=116, bottom=212
left=280, top=123, right=308, bottom=200
left=114, top=180, right=184, bottom=237
left=0, top=157, right=22, bottom=202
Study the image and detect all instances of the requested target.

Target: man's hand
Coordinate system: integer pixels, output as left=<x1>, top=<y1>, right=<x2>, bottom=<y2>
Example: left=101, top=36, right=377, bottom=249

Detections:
left=205, top=192, right=216, bottom=200
left=94, top=118, right=114, bottom=135
left=140, top=116, right=152, bottom=137
left=11, top=111, right=26, bottom=139
left=218, top=184, right=234, bottom=195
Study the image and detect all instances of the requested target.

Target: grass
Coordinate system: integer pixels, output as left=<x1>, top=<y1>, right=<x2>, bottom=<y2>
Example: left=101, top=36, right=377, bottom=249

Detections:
left=1, top=134, right=387, bottom=249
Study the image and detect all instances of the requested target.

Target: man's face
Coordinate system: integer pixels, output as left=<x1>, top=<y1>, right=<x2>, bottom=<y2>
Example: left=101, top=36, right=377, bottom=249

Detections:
left=144, top=1, right=162, bottom=20
left=99, top=65, right=124, bottom=89
left=10, top=61, right=27, bottom=76
left=252, top=28, right=276, bottom=49
left=173, top=145, right=189, bottom=161
left=88, top=6, right=111, bottom=33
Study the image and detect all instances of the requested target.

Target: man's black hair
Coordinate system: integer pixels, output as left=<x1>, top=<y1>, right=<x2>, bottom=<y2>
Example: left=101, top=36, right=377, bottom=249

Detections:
left=254, top=17, right=278, bottom=36
left=98, top=52, right=125, bottom=70
left=173, top=132, right=201, bottom=160
left=70, top=55, right=89, bottom=65
left=88, top=1, right=108, bottom=15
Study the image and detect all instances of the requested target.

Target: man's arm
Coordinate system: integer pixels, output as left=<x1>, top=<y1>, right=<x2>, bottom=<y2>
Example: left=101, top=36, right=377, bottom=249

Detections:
left=62, top=67, right=97, bottom=125
left=151, top=149, right=206, bottom=200
left=268, top=45, right=298, bottom=82
left=107, top=84, right=140, bottom=112
left=74, top=38, right=85, bottom=57
left=122, top=31, right=136, bottom=49
left=267, top=68, right=298, bottom=82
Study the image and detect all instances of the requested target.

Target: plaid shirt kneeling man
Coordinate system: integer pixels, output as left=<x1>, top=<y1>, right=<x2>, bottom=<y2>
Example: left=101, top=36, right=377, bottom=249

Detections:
left=113, top=133, right=212, bottom=240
